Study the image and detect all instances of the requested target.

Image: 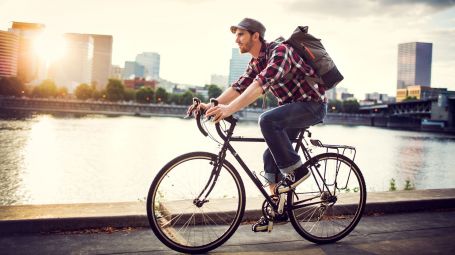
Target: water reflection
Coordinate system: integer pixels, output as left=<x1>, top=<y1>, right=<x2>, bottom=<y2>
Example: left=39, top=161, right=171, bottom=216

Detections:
left=0, top=114, right=454, bottom=205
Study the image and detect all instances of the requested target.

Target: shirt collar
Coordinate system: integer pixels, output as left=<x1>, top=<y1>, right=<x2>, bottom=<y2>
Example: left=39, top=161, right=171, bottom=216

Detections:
left=256, top=41, right=267, bottom=60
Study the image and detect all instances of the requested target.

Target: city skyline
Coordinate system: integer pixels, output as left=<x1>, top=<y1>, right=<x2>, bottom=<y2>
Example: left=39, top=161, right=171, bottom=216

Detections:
left=1, top=0, right=454, bottom=98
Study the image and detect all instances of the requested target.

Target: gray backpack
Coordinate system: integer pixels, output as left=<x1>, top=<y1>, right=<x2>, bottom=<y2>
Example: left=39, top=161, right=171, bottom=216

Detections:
left=286, top=26, right=343, bottom=90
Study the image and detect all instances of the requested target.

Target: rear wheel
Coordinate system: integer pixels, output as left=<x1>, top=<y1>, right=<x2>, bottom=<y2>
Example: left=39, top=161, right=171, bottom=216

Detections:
left=288, top=153, right=366, bottom=243
left=146, top=151, right=245, bottom=253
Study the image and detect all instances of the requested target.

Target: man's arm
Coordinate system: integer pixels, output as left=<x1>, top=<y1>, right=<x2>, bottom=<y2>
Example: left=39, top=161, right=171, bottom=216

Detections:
left=206, top=80, right=263, bottom=122
left=215, top=87, right=241, bottom=104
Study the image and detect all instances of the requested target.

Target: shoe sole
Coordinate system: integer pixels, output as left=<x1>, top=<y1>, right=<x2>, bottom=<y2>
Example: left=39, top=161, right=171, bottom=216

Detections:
left=290, top=171, right=311, bottom=189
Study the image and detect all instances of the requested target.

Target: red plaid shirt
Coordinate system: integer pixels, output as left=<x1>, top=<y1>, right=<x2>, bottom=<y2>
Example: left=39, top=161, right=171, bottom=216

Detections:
left=231, top=39, right=325, bottom=105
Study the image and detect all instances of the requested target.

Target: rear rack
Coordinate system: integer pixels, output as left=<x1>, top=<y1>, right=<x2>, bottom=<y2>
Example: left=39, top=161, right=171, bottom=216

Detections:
left=309, top=139, right=356, bottom=162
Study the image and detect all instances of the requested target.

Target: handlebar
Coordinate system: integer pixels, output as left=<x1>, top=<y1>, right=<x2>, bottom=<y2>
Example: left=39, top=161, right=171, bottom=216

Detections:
left=189, top=97, right=238, bottom=140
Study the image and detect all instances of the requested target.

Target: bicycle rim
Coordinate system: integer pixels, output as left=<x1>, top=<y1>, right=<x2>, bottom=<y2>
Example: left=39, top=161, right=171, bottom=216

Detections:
left=288, top=153, right=366, bottom=243
left=147, top=152, right=245, bottom=253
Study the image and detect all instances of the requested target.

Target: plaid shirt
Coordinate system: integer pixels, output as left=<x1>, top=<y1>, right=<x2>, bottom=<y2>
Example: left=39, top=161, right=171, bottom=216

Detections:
left=231, top=39, right=325, bottom=105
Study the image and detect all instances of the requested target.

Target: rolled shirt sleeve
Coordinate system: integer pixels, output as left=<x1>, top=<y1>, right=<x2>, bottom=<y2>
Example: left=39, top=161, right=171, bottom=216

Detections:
left=230, top=61, right=258, bottom=94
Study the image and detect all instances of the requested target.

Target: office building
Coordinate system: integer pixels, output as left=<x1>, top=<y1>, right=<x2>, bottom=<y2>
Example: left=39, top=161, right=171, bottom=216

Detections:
left=123, top=61, right=145, bottom=79
left=0, top=30, right=19, bottom=77
left=9, top=22, right=45, bottom=83
left=210, top=74, right=228, bottom=89
left=110, top=65, right=123, bottom=80
left=89, top=34, right=112, bottom=89
left=50, top=33, right=93, bottom=91
left=228, top=48, right=251, bottom=85
left=397, top=42, right=432, bottom=89
left=135, top=52, right=160, bottom=79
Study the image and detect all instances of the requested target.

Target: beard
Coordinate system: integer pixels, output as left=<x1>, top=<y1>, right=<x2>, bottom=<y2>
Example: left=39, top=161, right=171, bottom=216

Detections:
left=238, top=39, right=253, bottom=53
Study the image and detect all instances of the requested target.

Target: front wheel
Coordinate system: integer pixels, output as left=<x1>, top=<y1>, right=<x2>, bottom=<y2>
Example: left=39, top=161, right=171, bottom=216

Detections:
left=288, top=152, right=366, bottom=244
left=146, top=151, right=246, bottom=254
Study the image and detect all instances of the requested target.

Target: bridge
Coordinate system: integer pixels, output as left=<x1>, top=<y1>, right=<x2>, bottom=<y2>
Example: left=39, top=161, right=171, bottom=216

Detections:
left=359, top=99, right=432, bottom=117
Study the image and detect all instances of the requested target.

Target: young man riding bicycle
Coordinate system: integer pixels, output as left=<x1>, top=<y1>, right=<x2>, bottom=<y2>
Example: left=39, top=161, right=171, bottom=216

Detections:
left=188, top=17, right=327, bottom=232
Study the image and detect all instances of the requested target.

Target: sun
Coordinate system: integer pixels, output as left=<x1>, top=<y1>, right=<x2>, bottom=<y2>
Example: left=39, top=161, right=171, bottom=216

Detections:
left=34, top=32, right=67, bottom=64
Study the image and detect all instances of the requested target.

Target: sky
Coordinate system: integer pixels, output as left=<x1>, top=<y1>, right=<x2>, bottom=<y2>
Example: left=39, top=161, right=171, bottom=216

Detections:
left=1, top=0, right=454, bottom=98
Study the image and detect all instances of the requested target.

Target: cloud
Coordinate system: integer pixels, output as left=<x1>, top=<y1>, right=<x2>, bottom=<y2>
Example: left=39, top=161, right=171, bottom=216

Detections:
left=285, top=0, right=455, bottom=18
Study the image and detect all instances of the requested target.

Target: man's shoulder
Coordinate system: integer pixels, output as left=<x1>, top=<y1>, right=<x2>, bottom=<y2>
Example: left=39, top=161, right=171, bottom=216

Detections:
left=266, top=37, right=290, bottom=55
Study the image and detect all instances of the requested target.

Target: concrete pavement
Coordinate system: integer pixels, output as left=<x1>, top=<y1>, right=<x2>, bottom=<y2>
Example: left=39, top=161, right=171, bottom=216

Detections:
left=1, top=189, right=455, bottom=234
left=0, top=210, right=454, bottom=254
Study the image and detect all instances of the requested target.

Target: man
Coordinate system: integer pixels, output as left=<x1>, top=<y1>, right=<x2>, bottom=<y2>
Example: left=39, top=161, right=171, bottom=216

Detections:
left=191, top=18, right=327, bottom=232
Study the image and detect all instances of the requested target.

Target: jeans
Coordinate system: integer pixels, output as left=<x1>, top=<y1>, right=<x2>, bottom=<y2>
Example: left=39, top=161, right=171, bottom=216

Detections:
left=259, top=101, right=327, bottom=183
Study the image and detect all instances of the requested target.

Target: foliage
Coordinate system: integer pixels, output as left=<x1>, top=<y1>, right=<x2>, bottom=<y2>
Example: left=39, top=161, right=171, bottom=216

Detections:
left=105, top=79, right=125, bottom=101
left=75, top=83, right=93, bottom=100
left=389, top=178, right=397, bottom=191
left=403, top=96, right=417, bottom=101
left=0, top=77, right=27, bottom=97
left=342, top=100, right=360, bottom=113
left=136, top=87, right=154, bottom=103
left=31, top=79, right=58, bottom=98
left=206, top=84, right=223, bottom=99
left=124, top=88, right=136, bottom=102
left=155, top=87, right=168, bottom=103
left=328, top=100, right=343, bottom=113
left=404, top=179, right=414, bottom=190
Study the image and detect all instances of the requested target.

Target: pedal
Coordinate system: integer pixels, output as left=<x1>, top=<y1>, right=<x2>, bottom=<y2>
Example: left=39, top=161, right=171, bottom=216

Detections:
left=267, top=220, right=274, bottom=232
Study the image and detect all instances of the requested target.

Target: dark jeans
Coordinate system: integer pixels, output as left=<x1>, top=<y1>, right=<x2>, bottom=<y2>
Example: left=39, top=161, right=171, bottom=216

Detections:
left=259, top=101, right=327, bottom=183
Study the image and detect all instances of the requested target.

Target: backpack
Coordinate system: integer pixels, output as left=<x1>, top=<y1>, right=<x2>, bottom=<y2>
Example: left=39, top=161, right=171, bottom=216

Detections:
left=286, top=26, right=343, bottom=90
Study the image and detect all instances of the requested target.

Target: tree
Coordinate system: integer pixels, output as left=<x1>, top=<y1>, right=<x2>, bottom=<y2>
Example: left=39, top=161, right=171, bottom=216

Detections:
left=105, top=79, right=125, bottom=101
left=328, top=100, right=342, bottom=113
left=0, top=77, right=26, bottom=97
left=56, top=86, right=68, bottom=98
left=180, top=90, right=194, bottom=105
left=75, top=83, right=93, bottom=100
left=124, top=88, right=136, bottom=102
left=206, top=84, right=223, bottom=99
left=155, top=87, right=168, bottom=104
left=342, top=100, right=360, bottom=113
left=136, top=87, right=154, bottom=103
left=31, top=79, right=58, bottom=98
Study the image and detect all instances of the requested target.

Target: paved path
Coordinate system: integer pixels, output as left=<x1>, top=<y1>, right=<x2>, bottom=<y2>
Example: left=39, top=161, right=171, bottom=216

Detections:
left=1, top=210, right=454, bottom=255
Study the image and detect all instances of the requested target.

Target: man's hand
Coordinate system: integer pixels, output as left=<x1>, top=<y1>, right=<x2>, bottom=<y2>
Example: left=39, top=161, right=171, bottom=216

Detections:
left=186, top=102, right=210, bottom=117
left=205, top=104, right=235, bottom=123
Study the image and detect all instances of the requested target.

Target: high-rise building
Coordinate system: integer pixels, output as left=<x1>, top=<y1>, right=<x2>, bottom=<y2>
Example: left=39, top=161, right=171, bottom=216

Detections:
left=228, top=48, right=251, bottom=85
left=135, top=52, right=160, bottom=79
left=397, top=42, right=432, bottom=89
left=123, top=61, right=145, bottom=79
left=9, top=22, right=45, bottom=83
left=0, top=30, right=19, bottom=77
left=50, top=33, right=93, bottom=91
left=110, top=65, right=123, bottom=80
left=210, top=74, right=228, bottom=89
left=89, top=34, right=112, bottom=89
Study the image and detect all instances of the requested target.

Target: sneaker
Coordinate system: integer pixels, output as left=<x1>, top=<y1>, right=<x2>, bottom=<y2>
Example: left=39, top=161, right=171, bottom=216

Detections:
left=286, top=165, right=311, bottom=187
left=252, top=213, right=289, bottom=232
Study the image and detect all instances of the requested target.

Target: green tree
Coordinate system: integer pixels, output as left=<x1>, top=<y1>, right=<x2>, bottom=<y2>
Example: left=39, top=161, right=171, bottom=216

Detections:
left=136, top=87, right=154, bottom=103
left=342, top=100, right=360, bottom=113
left=155, top=87, right=168, bottom=104
left=403, top=96, right=417, bottom=101
left=180, top=90, right=194, bottom=105
left=0, top=77, right=26, bottom=96
left=124, top=88, right=136, bottom=102
left=75, top=83, right=93, bottom=100
left=105, top=79, right=125, bottom=101
left=32, top=79, right=58, bottom=98
left=328, top=100, right=343, bottom=113
left=56, top=87, right=68, bottom=98
left=206, top=84, right=223, bottom=99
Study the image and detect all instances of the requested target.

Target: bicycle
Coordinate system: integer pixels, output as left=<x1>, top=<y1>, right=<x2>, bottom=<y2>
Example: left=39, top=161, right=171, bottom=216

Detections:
left=146, top=98, right=366, bottom=254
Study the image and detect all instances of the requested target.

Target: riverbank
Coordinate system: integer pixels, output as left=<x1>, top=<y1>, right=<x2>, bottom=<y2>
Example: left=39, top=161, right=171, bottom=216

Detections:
left=1, top=189, right=454, bottom=234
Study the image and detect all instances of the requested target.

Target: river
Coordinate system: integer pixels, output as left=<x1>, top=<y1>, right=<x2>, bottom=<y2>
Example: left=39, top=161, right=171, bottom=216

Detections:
left=1, top=113, right=454, bottom=205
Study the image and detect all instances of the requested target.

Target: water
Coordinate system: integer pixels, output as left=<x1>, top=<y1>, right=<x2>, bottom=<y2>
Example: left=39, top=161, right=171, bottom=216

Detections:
left=1, top=114, right=454, bottom=205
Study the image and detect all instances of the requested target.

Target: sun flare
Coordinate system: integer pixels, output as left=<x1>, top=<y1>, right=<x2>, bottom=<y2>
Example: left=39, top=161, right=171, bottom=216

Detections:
left=34, top=32, right=67, bottom=63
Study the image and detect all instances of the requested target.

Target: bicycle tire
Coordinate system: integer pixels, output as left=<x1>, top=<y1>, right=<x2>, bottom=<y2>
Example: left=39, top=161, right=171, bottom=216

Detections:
left=288, top=152, right=366, bottom=244
left=146, top=151, right=246, bottom=254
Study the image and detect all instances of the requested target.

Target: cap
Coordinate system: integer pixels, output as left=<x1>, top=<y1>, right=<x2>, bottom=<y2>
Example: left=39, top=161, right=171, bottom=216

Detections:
left=230, top=18, right=266, bottom=39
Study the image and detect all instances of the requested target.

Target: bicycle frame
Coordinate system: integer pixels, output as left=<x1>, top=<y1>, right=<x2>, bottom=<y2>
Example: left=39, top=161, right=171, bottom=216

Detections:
left=193, top=113, right=334, bottom=213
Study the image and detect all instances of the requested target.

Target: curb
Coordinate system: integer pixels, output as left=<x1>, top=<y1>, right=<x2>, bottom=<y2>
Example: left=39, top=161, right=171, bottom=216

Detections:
left=1, top=189, right=455, bottom=235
